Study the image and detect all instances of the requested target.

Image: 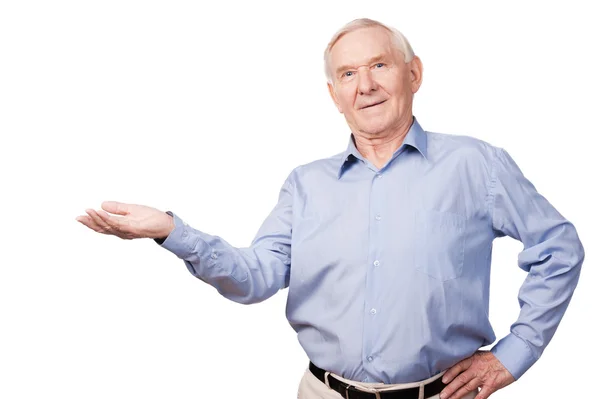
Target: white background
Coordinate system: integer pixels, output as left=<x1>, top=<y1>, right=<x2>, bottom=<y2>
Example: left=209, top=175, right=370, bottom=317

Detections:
left=1, top=1, right=598, bottom=398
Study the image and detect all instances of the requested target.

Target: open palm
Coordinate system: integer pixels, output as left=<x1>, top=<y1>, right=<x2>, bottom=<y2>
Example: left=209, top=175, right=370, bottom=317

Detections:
left=75, top=201, right=174, bottom=240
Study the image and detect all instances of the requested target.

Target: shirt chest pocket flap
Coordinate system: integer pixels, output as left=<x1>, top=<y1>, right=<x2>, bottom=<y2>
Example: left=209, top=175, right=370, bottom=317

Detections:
left=414, top=209, right=466, bottom=281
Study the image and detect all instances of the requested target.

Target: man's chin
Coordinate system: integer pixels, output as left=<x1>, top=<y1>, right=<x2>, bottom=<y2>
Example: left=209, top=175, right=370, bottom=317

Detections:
left=357, top=121, right=391, bottom=136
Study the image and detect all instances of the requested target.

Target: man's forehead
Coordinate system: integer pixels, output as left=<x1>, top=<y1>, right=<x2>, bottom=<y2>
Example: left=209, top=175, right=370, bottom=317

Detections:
left=330, top=27, right=397, bottom=65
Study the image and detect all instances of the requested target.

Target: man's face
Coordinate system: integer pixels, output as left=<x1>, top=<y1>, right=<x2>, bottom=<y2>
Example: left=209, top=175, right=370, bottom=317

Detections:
left=327, top=27, right=422, bottom=136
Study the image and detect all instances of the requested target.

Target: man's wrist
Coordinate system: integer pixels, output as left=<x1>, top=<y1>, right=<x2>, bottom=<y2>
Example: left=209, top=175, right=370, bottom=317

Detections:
left=154, top=210, right=174, bottom=245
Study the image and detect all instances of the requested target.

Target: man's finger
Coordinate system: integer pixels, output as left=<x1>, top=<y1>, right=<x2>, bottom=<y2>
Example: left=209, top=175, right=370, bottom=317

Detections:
left=79, top=213, right=108, bottom=234
left=474, top=384, right=495, bottom=399
left=76, top=215, right=101, bottom=232
left=96, top=210, right=138, bottom=239
left=446, top=376, right=480, bottom=399
left=101, top=201, right=130, bottom=216
left=83, top=211, right=131, bottom=239
left=442, top=356, right=472, bottom=384
left=76, top=215, right=90, bottom=224
left=95, top=209, right=126, bottom=230
left=440, top=369, right=475, bottom=399
left=86, top=209, right=116, bottom=234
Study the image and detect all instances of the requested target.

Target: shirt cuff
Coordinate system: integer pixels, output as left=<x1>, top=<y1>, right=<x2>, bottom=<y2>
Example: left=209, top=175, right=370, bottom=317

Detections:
left=154, top=211, right=211, bottom=261
left=490, top=332, right=538, bottom=380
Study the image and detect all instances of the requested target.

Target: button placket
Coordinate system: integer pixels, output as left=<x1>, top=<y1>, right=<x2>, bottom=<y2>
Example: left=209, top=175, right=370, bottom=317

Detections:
left=364, top=170, right=385, bottom=372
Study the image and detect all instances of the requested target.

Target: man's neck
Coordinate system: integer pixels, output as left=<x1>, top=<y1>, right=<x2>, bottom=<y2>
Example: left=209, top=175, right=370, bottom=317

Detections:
left=352, top=117, right=413, bottom=169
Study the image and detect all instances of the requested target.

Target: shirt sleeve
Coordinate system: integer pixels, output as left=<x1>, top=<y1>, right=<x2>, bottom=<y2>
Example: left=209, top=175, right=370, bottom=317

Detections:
left=154, top=171, right=295, bottom=305
left=488, top=147, right=584, bottom=380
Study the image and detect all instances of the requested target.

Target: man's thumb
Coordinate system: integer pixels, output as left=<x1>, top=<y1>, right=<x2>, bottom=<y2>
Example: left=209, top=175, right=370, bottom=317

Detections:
left=101, top=201, right=129, bottom=215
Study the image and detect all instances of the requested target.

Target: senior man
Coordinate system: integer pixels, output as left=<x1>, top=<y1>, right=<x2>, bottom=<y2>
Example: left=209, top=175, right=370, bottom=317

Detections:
left=76, top=18, right=584, bottom=399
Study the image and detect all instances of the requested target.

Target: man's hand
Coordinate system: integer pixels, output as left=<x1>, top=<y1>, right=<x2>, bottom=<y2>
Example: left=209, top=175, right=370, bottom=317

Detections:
left=439, top=350, right=515, bottom=399
left=75, top=201, right=175, bottom=240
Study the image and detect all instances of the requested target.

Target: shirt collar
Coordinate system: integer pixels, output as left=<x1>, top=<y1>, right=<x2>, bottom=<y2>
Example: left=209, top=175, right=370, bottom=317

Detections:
left=337, top=116, right=428, bottom=179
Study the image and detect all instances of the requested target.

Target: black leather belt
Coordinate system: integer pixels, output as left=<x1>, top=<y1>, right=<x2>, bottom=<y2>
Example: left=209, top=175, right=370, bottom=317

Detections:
left=309, top=362, right=447, bottom=399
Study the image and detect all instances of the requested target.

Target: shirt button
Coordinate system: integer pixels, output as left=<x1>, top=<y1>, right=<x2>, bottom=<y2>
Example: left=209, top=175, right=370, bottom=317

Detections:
left=375, top=214, right=381, bottom=221
left=211, top=253, right=218, bottom=259
left=182, top=231, right=188, bottom=237
left=370, top=308, right=377, bottom=314
left=376, top=174, right=382, bottom=179
left=373, top=260, right=380, bottom=267
left=367, top=356, right=373, bottom=362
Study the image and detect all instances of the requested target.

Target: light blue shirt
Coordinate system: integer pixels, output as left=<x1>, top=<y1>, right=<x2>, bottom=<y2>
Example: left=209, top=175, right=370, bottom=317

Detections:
left=157, top=117, right=584, bottom=384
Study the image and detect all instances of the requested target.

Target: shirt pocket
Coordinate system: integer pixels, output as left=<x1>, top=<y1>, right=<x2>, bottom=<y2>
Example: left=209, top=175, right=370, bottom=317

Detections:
left=414, top=210, right=466, bottom=281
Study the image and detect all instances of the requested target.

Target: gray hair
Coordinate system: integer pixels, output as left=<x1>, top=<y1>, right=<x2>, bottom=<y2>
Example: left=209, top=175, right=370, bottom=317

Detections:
left=324, top=18, right=415, bottom=82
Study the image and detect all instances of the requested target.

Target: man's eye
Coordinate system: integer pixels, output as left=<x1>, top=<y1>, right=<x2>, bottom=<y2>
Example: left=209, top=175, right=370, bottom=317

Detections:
left=344, top=71, right=354, bottom=77
left=375, top=63, right=385, bottom=68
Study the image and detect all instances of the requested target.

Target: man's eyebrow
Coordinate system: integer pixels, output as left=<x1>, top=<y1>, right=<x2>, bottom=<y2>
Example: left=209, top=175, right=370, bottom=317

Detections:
left=335, top=54, right=388, bottom=76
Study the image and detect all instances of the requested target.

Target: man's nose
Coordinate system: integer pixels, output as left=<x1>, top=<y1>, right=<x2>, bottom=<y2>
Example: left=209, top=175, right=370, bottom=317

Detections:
left=357, top=68, right=378, bottom=95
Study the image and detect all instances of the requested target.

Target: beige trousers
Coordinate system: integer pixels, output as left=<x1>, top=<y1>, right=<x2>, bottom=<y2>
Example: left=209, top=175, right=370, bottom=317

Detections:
left=297, top=367, right=478, bottom=399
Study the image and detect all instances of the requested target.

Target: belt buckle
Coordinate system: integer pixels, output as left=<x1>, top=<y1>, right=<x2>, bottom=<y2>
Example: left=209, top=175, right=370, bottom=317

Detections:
left=345, top=384, right=381, bottom=399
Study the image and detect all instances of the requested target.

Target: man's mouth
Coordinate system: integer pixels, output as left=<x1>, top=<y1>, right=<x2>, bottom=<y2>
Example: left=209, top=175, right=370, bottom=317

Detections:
left=361, top=100, right=386, bottom=109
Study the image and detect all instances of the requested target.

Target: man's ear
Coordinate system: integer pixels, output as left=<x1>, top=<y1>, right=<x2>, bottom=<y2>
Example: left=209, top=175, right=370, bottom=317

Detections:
left=409, top=55, right=423, bottom=94
left=328, top=82, right=344, bottom=113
